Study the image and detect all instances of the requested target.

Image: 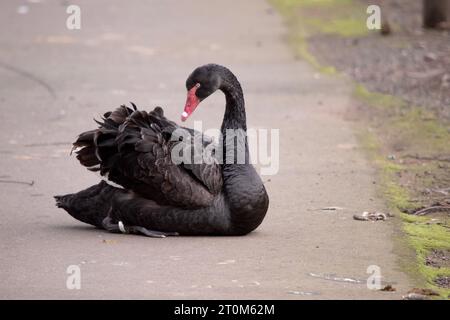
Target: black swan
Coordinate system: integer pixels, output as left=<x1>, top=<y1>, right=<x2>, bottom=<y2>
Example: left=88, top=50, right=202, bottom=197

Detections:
left=55, top=64, right=269, bottom=237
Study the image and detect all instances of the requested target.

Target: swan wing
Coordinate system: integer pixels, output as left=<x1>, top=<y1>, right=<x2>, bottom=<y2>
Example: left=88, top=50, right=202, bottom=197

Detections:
left=74, top=105, right=222, bottom=208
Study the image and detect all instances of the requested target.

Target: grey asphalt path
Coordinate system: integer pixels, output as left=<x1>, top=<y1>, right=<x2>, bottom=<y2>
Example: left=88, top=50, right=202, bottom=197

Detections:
left=0, top=0, right=411, bottom=299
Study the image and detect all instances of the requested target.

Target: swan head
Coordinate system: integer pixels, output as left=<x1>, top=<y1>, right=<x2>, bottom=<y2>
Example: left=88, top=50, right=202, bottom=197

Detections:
left=182, top=64, right=222, bottom=121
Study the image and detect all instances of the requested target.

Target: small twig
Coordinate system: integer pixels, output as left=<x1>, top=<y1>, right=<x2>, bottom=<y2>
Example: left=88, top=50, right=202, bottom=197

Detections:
left=24, top=142, right=71, bottom=147
left=403, top=154, right=450, bottom=163
left=308, top=206, right=344, bottom=211
left=432, top=188, right=450, bottom=196
left=0, top=61, right=56, bottom=98
left=0, top=179, right=34, bottom=186
left=413, top=206, right=450, bottom=216
left=406, top=69, right=445, bottom=80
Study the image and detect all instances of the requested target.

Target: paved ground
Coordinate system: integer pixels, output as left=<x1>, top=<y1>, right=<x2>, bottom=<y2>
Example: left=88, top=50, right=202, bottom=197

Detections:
left=0, top=0, right=412, bottom=299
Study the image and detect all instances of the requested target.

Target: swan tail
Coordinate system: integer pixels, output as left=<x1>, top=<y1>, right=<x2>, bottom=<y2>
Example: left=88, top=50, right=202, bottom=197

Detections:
left=54, top=181, right=119, bottom=228
left=72, top=104, right=136, bottom=174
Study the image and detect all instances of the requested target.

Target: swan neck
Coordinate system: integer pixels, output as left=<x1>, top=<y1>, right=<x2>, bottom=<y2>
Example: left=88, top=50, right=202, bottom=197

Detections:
left=220, top=75, right=246, bottom=132
left=217, top=71, right=250, bottom=165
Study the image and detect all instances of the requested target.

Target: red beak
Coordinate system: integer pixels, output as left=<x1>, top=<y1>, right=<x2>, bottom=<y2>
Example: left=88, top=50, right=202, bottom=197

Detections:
left=181, top=84, right=200, bottom=121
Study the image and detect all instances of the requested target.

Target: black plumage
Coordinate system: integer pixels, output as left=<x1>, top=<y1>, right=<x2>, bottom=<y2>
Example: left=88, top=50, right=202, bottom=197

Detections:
left=72, top=104, right=222, bottom=208
left=55, top=64, right=269, bottom=236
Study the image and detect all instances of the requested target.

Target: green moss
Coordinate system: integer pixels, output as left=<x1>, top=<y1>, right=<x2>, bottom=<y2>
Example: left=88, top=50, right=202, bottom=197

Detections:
left=294, top=37, right=337, bottom=74
left=391, top=109, right=450, bottom=155
left=384, top=181, right=413, bottom=211
left=269, top=0, right=367, bottom=73
left=358, top=128, right=450, bottom=297
left=272, top=0, right=369, bottom=37
left=354, top=85, right=450, bottom=298
left=270, top=0, right=450, bottom=297
left=357, top=129, right=414, bottom=211
left=272, top=0, right=353, bottom=10
left=354, top=84, right=450, bottom=157
left=295, top=0, right=353, bottom=6
left=402, top=213, right=450, bottom=297
left=354, top=84, right=404, bottom=109
left=404, top=221, right=450, bottom=250
left=306, top=17, right=368, bottom=37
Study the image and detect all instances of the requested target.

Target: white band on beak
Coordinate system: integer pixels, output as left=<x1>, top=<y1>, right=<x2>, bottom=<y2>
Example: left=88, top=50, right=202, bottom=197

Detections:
left=182, top=111, right=188, bottom=118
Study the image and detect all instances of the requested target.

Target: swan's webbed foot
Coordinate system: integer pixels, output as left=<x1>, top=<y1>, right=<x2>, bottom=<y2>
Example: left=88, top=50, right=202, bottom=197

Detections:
left=127, top=226, right=179, bottom=238
left=102, top=217, right=178, bottom=237
left=102, top=216, right=121, bottom=233
left=118, top=221, right=178, bottom=238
